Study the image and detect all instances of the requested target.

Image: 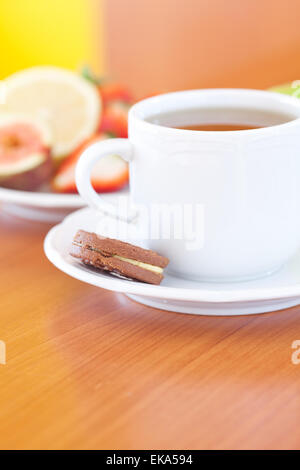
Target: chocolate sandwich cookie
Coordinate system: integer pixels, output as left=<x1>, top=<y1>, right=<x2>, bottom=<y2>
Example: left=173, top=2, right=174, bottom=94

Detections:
left=70, top=230, right=169, bottom=285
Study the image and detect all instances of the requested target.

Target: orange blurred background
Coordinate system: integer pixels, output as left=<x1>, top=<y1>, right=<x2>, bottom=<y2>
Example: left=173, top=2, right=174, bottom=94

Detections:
left=104, top=0, right=300, bottom=98
left=0, top=0, right=300, bottom=99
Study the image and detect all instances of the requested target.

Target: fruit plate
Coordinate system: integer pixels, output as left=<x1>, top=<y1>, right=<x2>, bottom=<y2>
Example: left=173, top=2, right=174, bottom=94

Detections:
left=0, top=186, right=129, bottom=223
left=44, top=207, right=300, bottom=315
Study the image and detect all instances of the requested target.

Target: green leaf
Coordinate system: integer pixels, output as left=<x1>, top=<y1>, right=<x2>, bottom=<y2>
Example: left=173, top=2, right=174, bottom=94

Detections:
left=80, top=65, right=106, bottom=86
left=270, top=82, right=300, bottom=98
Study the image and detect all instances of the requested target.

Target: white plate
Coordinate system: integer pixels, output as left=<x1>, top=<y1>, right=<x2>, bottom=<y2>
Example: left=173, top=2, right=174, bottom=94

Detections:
left=0, top=186, right=129, bottom=223
left=44, top=207, right=300, bottom=315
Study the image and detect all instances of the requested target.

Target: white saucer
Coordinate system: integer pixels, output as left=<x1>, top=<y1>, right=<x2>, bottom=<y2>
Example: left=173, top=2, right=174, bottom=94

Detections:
left=0, top=186, right=129, bottom=223
left=44, top=207, right=300, bottom=315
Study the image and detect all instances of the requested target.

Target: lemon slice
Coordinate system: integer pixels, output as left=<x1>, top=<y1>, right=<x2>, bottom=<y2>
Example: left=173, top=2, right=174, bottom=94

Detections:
left=0, top=66, right=101, bottom=160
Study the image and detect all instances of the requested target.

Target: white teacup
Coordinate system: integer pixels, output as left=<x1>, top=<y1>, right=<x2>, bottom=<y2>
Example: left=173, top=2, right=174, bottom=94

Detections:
left=76, top=89, right=300, bottom=282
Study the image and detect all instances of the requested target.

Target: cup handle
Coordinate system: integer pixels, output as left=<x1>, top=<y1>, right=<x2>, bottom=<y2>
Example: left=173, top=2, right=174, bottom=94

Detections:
left=75, top=138, right=135, bottom=221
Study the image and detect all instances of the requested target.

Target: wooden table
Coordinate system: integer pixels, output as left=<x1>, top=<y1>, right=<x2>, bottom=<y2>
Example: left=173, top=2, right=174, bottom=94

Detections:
left=1, top=210, right=300, bottom=450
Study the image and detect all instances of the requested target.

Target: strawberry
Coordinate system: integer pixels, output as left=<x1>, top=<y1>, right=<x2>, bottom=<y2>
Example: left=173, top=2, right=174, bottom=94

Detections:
left=52, top=133, right=129, bottom=193
left=100, top=83, right=133, bottom=105
left=81, top=66, right=133, bottom=105
left=99, top=101, right=130, bottom=138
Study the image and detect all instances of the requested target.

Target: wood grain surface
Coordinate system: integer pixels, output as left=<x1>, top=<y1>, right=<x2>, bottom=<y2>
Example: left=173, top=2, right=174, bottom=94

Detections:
left=0, top=210, right=300, bottom=449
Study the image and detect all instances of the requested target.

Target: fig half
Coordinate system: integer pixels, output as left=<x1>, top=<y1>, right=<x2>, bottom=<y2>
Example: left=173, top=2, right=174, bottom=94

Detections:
left=0, top=114, right=53, bottom=191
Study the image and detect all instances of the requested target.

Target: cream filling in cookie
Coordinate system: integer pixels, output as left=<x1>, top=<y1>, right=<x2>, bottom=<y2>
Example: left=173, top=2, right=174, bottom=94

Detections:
left=74, top=242, right=164, bottom=274
left=113, top=255, right=163, bottom=274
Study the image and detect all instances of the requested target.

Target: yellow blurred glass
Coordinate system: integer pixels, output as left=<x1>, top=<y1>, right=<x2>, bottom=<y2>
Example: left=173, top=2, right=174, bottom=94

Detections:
left=0, top=0, right=104, bottom=78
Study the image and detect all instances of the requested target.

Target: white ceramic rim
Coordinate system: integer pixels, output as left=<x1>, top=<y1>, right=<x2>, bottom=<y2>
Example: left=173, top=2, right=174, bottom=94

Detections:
left=44, top=221, right=300, bottom=304
left=0, top=186, right=83, bottom=208
left=0, top=186, right=129, bottom=209
left=3, top=89, right=300, bottom=210
left=129, top=88, right=300, bottom=137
